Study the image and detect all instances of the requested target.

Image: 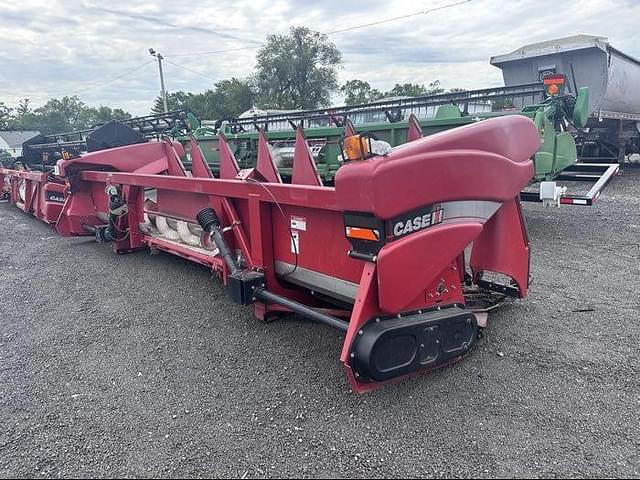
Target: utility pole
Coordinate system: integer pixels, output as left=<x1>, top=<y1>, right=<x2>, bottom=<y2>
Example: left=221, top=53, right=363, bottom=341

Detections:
left=149, top=48, right=168, bottom=113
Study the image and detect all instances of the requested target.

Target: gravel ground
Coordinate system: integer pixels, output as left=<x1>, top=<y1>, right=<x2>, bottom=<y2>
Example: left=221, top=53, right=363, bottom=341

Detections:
left=0, top=169, right=638, bottom=479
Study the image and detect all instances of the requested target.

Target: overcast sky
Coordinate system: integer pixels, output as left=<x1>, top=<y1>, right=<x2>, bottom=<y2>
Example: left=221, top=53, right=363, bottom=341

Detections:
left=0, top=0, right=638, bottom=116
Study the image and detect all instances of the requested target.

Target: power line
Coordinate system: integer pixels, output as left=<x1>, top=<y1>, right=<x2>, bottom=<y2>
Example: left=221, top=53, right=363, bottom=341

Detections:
left=0, top=0, right=475, bottom=101
left=162, top=59, right=219, bottom=82
left=164, top=46, right=256, bottom=58
left=325, top=11, right=426, bottom=35
left=0, top=60, right=154, bottom=101
left=55, top=60, right=155, bottom=97
left=164, top=0, right=474, bottom=57
left=326, top=0, right=474, bottom=35
left=131, top=1, right=475, bottom=93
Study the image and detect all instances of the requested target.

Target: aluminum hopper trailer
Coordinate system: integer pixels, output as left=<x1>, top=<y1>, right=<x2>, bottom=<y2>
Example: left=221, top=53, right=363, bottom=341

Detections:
left=491, top=34, right=640, bottom=163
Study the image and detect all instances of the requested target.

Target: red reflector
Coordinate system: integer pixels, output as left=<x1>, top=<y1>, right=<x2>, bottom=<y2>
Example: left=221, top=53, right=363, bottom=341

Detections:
left=543, top=74, right=566, bottom=85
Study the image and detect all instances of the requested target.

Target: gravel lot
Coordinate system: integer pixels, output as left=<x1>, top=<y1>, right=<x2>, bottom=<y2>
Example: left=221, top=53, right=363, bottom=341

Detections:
left=1, top=170, right=638, bottom=478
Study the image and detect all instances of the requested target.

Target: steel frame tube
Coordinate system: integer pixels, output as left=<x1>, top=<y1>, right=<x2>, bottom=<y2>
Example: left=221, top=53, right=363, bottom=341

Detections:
left=254, top=288, right=349, bottom=332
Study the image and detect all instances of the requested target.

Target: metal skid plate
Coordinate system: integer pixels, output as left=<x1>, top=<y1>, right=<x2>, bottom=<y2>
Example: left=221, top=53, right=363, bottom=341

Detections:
left=350, top=307, right=478, bottom=383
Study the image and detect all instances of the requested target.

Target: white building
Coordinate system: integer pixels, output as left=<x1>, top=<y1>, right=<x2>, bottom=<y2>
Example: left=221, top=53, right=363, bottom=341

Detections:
left=0, top=131, right=40, bottom=158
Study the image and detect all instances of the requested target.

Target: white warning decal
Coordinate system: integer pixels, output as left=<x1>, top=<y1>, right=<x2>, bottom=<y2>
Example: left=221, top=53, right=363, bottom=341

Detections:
left=290, top=216, right=307, bottom=231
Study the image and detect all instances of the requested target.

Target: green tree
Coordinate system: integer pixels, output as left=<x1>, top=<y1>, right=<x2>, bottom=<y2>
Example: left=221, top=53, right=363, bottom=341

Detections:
left=78, top=105, right=131, bottom=128
left=0, top=148, right=13, bottom=166
left=425, top=81, right=445, bottom=95
left=339, top=79, right=446, bottom=106
left=385, top=81, right=444, bottom=98
left=0, top=102, right=13, bottom=129
left=16, top=98, right=31, bottom=116
left=152, top=79, right=256, bottom=120
left=206, top=78, right=256, bottom=119
left=254, top=26, right=342, bottom=109
left=151, top=91, right=194, bottom=114
left=34, top=96, right=88, bottom=133
left=340, top=79, right=383, bottom=105
left=11, top=113, right=37, bottom=131
left=4, top=96, right=132, bottom=134
left=386, top=83, right=428, bottom=97
left=10, top=98, right=34, bottom=131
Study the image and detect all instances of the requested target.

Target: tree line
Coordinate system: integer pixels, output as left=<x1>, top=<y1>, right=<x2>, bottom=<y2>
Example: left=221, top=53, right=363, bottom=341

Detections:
left=2, top=26, right=461, bottom=136
left=152, top=27, right=461, bottom=118
left=0, top=97, right=131, bottom=135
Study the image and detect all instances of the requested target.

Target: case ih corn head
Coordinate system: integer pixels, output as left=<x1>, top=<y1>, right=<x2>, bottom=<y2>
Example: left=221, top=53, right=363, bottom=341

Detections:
left=12, top=74, right=619, bottom=209
left=1, top=115, right=538, bottom=392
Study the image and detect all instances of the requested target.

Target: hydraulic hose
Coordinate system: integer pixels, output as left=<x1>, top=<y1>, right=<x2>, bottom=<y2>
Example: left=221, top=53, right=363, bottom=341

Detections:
left=98, top=186, right=128, bottom=242
left=195, top=207, right=349, bottom=332
left=196, top=207, right=239, bottom=275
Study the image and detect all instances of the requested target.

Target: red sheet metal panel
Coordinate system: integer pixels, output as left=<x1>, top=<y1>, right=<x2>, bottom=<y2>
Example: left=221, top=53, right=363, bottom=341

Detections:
left=376, top=223, right=480, bottom=313
left=291, top=127, right=323, bottom=187
left=335, top=116, right=537, bottom=219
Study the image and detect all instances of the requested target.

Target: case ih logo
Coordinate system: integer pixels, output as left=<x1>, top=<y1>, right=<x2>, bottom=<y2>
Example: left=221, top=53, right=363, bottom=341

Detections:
left=45, top=191, right=65, bottom=203
left=391, top=206, right=444, bottom=238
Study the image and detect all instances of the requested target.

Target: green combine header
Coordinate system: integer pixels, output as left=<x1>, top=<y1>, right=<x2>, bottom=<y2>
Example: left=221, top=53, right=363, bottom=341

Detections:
left=179, top=75, right=617, bottom=206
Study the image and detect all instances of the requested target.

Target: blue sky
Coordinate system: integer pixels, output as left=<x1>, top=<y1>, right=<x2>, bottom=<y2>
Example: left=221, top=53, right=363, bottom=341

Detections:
left=0, top=0, right=638, bottom=116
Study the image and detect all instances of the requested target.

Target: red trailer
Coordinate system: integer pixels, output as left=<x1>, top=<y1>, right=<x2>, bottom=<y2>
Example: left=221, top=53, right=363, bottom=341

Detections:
left=0, top=115, right=538, bottom=392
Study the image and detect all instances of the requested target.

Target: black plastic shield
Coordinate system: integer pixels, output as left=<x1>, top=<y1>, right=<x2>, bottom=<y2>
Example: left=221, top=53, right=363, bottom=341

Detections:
left=350, top=307, right=478, bottom=382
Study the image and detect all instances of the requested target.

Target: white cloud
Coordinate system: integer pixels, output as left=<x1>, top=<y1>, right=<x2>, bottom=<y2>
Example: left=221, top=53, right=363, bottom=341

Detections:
left=0, top=0, right=638, bottom=116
